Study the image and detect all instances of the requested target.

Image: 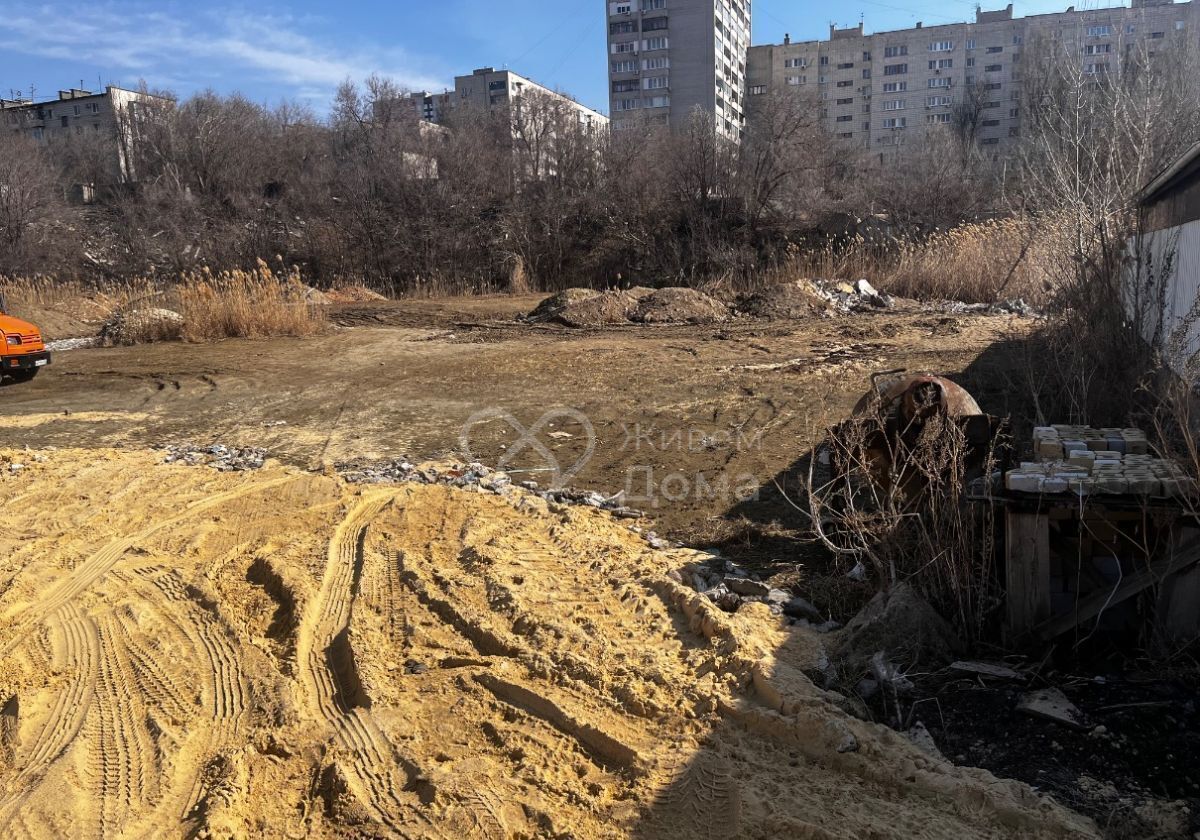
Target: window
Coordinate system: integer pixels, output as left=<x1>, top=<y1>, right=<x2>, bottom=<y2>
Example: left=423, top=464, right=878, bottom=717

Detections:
left=986, top=46, right=1003, bottom=54
left=1151, top=31, right=1165, bottom=39
left=836, top=80, right=853, bottom=87
left=837, top=62, right=854, bottom=69
left=612, top=42, right=637, bottom=54
left=985, top=82, right=1001, bottom=90
left=836, top=114, right=852, bottom=122
left=1084, top=62, right=1109, bottom=75
left=837, top=131, right=854, bottom=139
left=862, top=69, right=872, bottom=79
left=982, top=119, right=1000, bottom=127
left=750, top=85, right=766, bottom=95
left=818, top=75, right=827, bottom=83
left=884, top=45, right=908, bottom=58
left=1009, top=107, right=1019, bottom=117
left=642, top=56, right=669, bottom=70
left=613, top=2, right=631, bottom=12
left=1125, top=24, right=1136, bottom=34
left=612, top=79, right=639, bottom=93
left=966, top=39, right=976, bottom=50
left=1008, top=126, right=1020, bottom=137
left=786, top=75, right=805, bottom=86
left=836, top=97, right=853, bottom=105
left=929, top=41, right=954, bottom=52
left=883, top=99, right=906, bottom=110
left=863, top=51, right=872, bottom=61
left=60, top=116, right=69, bottom=128
left=966, top=57, right=976, bottom=67
left=926, top=95, right=951, bottom=107
left=643, top=16, right=668, bottom=31
left=1176, top=21, right=1186, bottom=31
left=642, top=36, right=668, bottom=50
left=641, top=0, right=666, bottom=9
left=784, top=57, right=806, bottom=68
left=981, top=137, right=999, bottom=145
left=985, top=63, right=1002, bottom=71
left=926, top=113, right=952, bottom=124
left=928, top=59, right=953, bottom=69
left=643, top=75, right=669, bottom=89
left=646, top=95, right=670, bottom=108
left=72, top=105, right=80, bottom=116
left=1012, top=35, right=1023, bottom=45
left=884, top=63, right=908, bottom=75
left=1085, top=25, right=1112, bottom=37
left=928, top=77, right=951, bottom=88
left=819, top=55, right=829, bottom=66
left=882, top=81, right=907, bottom=92
left=882, top=117, right=906, bottom=128
left=1084, top=44, right=1111, bottom=55
left=612, top=59, right=637, bottom=73
left=610, top=21, right=638, bottom=34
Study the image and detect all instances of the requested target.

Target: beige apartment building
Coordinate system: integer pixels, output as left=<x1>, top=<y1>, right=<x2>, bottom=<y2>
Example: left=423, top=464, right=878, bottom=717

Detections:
left=1, top=86, right=172, bottom=182
left=746, top=0, right=1199, bottom=154
left=606, top=0, right=752, bottom=140
left=405, top=68, right=608, bottom=131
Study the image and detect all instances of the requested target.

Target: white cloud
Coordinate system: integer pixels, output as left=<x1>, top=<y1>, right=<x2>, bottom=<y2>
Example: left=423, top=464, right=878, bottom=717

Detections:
left=0, top=3, right=449, bottom=101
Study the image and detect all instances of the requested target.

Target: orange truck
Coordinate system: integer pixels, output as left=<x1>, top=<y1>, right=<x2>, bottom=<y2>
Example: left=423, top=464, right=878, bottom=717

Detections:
left=0, top=293, right=51, bottom=384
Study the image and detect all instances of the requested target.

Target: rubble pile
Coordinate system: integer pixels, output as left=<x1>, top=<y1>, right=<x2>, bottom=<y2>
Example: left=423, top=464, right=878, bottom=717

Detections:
left=162, top=443, right=267, bottom=471
left=675, top=554, right=841, bottom=630
left=100, top=308, right=185, bottom=345
left=335, top=458, right=647, bottom=519
left=811, top=278, right=895, bottom=312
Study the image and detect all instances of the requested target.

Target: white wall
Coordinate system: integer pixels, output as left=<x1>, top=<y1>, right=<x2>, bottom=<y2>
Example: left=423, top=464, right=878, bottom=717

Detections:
left=1129, top=218, right=1200, bottom=376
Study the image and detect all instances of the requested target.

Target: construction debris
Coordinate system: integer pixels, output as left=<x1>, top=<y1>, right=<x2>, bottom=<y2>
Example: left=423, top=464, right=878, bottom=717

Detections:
left=1017, top=688, right=1089, bottom=731
left=950, top=661, right=1028, bottom=682
left=162, top=443, right=267, bottom=471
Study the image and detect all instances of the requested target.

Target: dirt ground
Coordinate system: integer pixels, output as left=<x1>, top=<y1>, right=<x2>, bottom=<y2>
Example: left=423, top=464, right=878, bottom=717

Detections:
left=0, top=295, right=1037, bottom=547
left=0, top=447, right=1094, bottom=839
left=3, top=297, right=1126, bottom=837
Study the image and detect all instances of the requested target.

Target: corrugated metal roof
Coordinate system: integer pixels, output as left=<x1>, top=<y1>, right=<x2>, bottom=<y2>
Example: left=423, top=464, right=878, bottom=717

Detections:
left=1139, top=140, right=1200, bottom=205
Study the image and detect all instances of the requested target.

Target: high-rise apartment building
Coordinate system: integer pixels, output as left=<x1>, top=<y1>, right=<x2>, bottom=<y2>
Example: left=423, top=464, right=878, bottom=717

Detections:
left=606, top=0, right=752, bottom=139
left=746, top=0, right=1198, bottom=154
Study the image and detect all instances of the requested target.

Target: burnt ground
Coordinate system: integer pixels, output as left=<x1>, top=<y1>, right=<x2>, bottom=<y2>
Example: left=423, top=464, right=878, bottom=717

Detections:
left=2, top=293, right=1196, bottom=837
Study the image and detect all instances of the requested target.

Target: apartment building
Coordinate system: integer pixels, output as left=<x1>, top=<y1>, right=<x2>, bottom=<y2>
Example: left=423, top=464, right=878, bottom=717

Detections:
left=746, top=0, right=1199, bottom=154
left=1, top=86, right=172, bottom=181
left=404, top=68, right=608, bottom=131
left=606, top=0, right=752, bottom=139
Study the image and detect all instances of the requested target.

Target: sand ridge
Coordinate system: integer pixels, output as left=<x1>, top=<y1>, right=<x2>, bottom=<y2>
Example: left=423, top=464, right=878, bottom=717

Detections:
left=0, top=448, right=1096, bottom=838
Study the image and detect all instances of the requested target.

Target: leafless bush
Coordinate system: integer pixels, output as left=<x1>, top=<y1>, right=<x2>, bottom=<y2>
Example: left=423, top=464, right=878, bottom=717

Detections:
left=806, top=406, right=1004, bottom=644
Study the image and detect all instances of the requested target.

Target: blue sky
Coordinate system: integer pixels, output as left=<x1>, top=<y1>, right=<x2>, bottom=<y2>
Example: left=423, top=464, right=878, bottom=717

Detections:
left=0, top=0, right=1122, bottom=114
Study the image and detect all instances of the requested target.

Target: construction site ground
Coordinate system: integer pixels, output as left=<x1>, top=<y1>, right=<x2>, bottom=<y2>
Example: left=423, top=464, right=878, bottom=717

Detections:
left=0, top=296, right=1109, bottom=838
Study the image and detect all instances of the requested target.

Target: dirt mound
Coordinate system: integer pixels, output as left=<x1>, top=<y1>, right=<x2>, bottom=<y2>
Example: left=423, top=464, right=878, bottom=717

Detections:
left=0, top=447, right=1094, bottom=839
left=738, top=280, right=831, bottom=319
left=99, top=307, right=185, bottom=345
left=324, top=285, right=389, bottom=303
left=531, top=287, right=728, bottom=327
left=527, top=288, right=602, bottom=321
left=633, top=288, right=729, bottom=324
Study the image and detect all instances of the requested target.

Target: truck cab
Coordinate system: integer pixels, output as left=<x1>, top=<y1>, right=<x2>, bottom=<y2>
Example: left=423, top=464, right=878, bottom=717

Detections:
left=0, top=294, right=51, bottom=384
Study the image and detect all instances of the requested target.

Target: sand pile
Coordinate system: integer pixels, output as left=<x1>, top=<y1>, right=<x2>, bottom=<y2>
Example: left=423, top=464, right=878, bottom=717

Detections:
left=0, top=448, right=1094, bottom=839
left=529, top=287, right=728, bottom=327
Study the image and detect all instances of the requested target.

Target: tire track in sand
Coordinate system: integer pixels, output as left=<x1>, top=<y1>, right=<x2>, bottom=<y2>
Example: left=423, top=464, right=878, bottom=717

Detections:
left=295, top=493, right=440, bottom=837
left=0, top=474, right=298, bottom=659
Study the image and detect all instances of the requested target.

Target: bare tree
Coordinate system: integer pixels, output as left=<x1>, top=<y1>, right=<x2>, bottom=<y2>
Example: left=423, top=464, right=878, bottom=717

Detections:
left=0, top=133, right=60, bottom=272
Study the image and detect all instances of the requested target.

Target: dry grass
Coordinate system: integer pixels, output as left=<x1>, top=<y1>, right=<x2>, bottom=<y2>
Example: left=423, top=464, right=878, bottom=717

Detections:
left=172, top=263, right=326, bottom=342
left=1, top=263, right=325, bottom=343
left=789, top=216, right=1076, bottom=307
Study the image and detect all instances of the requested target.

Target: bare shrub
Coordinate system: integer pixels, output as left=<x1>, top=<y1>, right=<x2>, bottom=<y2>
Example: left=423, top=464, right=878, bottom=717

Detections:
left=806, top=403, right=1004, bottom=644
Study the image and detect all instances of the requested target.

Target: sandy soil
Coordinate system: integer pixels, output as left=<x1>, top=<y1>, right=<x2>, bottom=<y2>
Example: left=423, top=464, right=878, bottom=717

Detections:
left=0, top=448, right=1094, bottom=839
